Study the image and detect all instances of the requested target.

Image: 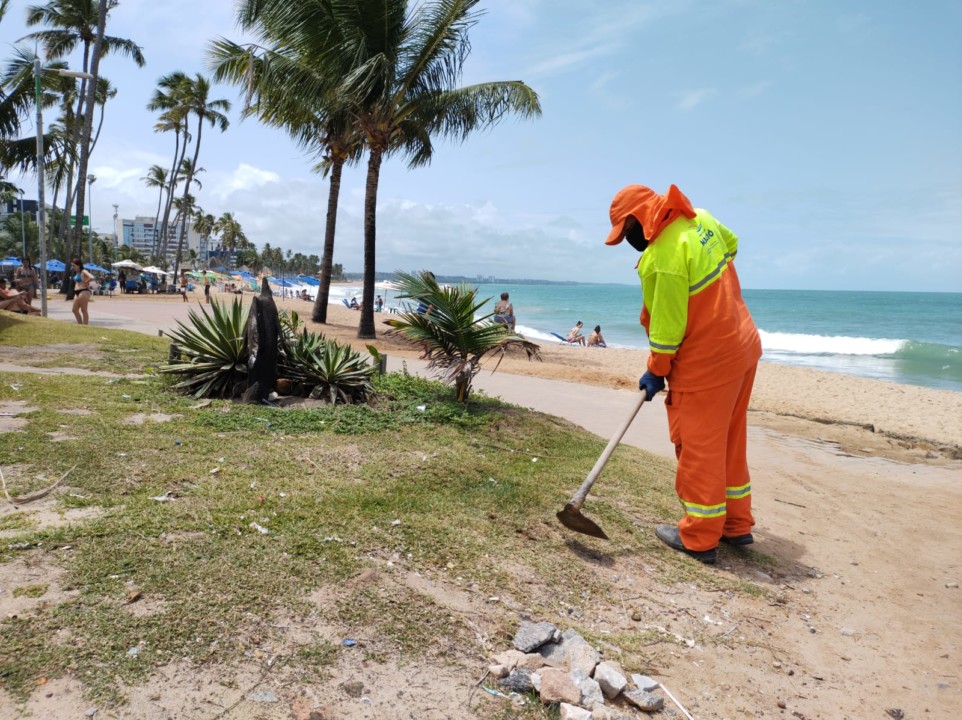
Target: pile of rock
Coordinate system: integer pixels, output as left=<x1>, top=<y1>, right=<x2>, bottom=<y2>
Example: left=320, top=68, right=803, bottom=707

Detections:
left=487, top=620, right=666, bottom=719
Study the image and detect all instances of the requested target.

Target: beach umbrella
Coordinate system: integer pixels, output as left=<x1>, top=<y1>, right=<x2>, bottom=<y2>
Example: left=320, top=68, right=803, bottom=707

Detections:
left=141, top=265, right=171, bottom=276
left=112, top=259, right=143, bottom=270
left=45, top=259, right=66, bottom=272
left=1, top=257, right=21, bottom=267
left=84, top=263, right=109, bottom=273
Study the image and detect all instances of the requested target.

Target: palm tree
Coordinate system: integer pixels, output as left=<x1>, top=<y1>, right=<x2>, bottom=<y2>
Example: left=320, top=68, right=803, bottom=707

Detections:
left=240, top=0, right=541, bottom=339
left=385, top=271, right=541, bottom=402
left=0, top=46, right=68, bottom=181
left=23, top=0, right=145, bottom=256
left=141, top=163, right=168, bottom=249
left=147, top=72, right=191, bottom=259
left=209, top=36, right=363, bottom=326
left=214, top=211, right=246, bottom=268
left=192, top=209, right=215, bottom=265
left=170, top=74, right=229, bottom=275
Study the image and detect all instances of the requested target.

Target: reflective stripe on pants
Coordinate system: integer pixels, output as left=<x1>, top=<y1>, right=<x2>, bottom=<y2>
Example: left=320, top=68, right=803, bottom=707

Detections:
left=665, top=364, right=757, bottom=551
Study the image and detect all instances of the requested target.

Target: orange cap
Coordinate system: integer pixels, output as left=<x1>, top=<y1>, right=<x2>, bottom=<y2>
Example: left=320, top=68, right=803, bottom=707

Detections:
left=605, top=184, right=696, bottom=245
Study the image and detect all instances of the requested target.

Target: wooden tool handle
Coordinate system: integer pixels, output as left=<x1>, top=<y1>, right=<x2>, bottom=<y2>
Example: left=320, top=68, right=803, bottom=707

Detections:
left=567, top=390, right=648, bottom=511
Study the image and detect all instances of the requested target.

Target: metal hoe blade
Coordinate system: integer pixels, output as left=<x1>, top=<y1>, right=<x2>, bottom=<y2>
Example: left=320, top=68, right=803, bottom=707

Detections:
left=557, top=502, right=609, bottom=539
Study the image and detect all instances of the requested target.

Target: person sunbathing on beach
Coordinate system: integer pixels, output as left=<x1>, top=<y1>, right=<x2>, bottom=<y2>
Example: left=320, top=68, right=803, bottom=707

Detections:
left=587, top=325, right=607, bottom=348
left=0, top=279, right=41, bottom=314
left=567, top=321, right=587, bottom=345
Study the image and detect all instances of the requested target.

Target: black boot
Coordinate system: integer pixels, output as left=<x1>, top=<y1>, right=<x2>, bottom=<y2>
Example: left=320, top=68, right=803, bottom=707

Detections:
left=655, top=524, right=717, bottom=565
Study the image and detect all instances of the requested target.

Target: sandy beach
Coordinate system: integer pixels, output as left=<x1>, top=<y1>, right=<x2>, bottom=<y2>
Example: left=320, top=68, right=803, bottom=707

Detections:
left=273, top=296, right=962, bottom=462
left=9, top=290, right=961, bottom=718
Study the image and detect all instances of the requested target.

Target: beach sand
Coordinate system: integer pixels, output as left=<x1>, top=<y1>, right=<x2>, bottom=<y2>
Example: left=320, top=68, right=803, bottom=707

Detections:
left=279, top=296, right=962, bottom=463
left=10, top=291, right=960, bottom=718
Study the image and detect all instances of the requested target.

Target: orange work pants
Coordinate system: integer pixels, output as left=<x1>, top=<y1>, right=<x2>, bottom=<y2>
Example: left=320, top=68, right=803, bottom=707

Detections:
left=665, top=364, right=757, bottom=551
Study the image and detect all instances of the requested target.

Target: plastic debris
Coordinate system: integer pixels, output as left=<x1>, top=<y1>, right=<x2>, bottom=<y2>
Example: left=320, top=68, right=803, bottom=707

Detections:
left=416, top=405, right=426, bottom=411
left=342, top=639, right=356, bottom=647
left=391, top=519, right=401, bottom=526
left=150, top=492, right=175, bottom=502
left=249, top=522, right=270, bottom=535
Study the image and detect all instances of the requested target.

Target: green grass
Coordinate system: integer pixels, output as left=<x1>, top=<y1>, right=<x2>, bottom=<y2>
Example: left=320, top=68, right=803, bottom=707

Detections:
left=0, top=313, right=774, bottom=708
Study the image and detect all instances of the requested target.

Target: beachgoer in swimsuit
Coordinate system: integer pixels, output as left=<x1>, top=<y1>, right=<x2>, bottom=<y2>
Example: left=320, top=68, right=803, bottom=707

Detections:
left=0, top=278, right=41, bottom=314
left=14, top=257, right=38, bottom=304
left=587, top=325, right=607, bottom=347
left=180, top=271, right=189, bottom=302
left=204, top=275, right=211, bottom=304
left=493, top=292, right=516, bottom=332
left=69, top=256, right=94, bottom=325
left=567, top=321, right=587, bottom=345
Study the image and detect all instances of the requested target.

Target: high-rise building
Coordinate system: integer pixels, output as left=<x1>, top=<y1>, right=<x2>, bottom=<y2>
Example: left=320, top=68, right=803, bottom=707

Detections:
left=115, top=215, right=202, bottom=264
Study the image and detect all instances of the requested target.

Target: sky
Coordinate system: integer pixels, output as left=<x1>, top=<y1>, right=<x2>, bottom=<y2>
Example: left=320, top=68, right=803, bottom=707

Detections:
left=2, top=0, right=961, bottom=292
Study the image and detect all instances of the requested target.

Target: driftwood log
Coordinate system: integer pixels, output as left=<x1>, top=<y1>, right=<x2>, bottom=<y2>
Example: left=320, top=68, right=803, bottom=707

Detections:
left=242, top=278, right=281, bottom=404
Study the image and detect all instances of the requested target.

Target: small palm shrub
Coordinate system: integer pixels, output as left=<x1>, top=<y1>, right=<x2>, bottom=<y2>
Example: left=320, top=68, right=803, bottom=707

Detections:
left=279, top=326, right=376, bottom=404
left=384, top=270, right=541, bottom=402
left=160, top=298, right=250, bottom=398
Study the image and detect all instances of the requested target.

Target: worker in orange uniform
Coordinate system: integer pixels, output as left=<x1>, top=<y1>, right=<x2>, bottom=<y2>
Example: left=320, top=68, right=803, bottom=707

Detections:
left=605, top=184, right=762, bottom=564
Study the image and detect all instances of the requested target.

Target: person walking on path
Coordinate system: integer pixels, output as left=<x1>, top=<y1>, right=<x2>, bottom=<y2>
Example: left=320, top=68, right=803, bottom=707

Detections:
left=605, top=184, right=762, bottom=564
left=204, top=275, right=211, bottom=304
left=179, top=271, right=189, bottom=303
left=69, top=256, right=95, bottom=325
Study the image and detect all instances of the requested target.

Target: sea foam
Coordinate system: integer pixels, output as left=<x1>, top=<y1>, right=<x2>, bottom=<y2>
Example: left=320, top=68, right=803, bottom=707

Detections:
left=758, top=330, right=906, bottom=356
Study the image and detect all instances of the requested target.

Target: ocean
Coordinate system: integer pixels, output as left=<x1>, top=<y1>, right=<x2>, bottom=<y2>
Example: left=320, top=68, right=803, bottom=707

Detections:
left=326, top=283, right=962, bottom=394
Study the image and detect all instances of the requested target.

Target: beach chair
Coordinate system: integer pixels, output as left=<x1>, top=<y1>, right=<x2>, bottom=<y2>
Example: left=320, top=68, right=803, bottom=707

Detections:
left=342, top=299, right=352, bottom=309
left=551, top=332, right=583, bottom=345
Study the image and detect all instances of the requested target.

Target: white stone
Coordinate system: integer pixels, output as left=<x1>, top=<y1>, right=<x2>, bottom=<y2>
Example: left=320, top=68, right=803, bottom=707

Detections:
left=594, top=661, right=628, bottom=699
left=559, top=703, right=593, bottom=720
left=631, top=673, right=661, bottom=692
left=575, top=675, right=604, bottom=708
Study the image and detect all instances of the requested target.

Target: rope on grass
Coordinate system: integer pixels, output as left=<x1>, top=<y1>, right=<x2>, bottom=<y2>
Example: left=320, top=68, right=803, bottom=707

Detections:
left=0, top=464, right=77, bottom=506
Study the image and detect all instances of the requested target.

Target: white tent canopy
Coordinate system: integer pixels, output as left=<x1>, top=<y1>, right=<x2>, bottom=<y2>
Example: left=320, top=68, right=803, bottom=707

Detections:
left=140, top=265, right=170, bottom=275
left=111, top=260, right=143, bottom=270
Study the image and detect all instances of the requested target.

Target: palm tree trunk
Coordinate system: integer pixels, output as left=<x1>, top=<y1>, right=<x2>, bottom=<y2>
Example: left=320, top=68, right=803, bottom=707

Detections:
left=311, top=157, right=344, bottom=324
left=173, top=119, right=204, bottom=276
left=72, top=0, right=109, bottom=262
left=358, top=149, right=381, bottom=339
left=159, top=133, right=186, bottom=260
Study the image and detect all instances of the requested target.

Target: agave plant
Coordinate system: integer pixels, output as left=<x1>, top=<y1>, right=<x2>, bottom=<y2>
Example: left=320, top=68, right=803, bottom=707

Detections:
left=279, top=326, right=376, bottom=404
left=160, top=298, right=250, bottom=398
left=384, top=271, right=541, bottom=402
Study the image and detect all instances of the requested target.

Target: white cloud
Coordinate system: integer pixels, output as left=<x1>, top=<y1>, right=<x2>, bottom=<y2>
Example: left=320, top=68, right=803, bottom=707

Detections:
left=215, top=164, right=281, bottom=198
left=676, top=88, right=718, bottom=111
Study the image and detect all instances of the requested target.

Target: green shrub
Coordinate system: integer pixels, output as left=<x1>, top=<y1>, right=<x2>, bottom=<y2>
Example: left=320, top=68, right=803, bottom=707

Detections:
left=279, top=326, right=376, bottom=404
left=159, top=298, right=250, bottom=398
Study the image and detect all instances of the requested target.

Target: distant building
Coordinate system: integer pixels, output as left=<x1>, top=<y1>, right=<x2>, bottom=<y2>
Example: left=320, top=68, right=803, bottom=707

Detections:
left=115, top=215, right=202, bottom=263
left=1, top=198, right=40, bottom=223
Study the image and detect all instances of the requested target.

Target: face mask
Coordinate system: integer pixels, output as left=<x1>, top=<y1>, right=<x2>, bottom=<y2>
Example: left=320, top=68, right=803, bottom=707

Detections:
left=625, top=223, right=649, bottom=252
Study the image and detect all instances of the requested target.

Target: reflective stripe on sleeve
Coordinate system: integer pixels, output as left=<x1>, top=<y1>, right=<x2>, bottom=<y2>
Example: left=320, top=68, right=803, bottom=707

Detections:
left=649, top=339, right=681, bottom=352
left=681, top=500, right=727, bottom=518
